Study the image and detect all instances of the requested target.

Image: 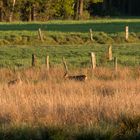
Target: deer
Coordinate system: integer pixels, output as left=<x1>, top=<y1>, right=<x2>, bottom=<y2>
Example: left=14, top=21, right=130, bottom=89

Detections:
left=8, top=75, right=22, bottom=87
left=64, top=72, right=87, bottom=81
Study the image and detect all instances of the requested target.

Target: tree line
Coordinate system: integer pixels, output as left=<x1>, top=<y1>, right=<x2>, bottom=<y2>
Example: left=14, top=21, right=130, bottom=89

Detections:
left=0, top=0, right=139, bottom=22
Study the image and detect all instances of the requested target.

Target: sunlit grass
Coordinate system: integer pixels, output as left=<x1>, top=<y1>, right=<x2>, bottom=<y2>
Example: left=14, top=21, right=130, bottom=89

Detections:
left=0, top=44, right=139, bottom=68
left=0, top=66, right=139, bottom=139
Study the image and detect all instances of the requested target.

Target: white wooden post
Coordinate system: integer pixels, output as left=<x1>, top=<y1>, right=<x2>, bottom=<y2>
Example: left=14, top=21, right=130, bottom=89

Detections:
left=125, top=26, right=129, bottom=40
left=89, top=28, right=93, bottom=41
left=91, top=52, right=96, bottom=70
left=38, top=28, right=44, bottom=42
left=108, top=45, right=113, bottom=61
left=62, top=57, right=68, bottom=73
left=46, top=55, right=49, bottom=71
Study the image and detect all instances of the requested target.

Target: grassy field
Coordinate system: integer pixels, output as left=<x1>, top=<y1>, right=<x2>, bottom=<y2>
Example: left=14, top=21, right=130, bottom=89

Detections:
left=0, top=44, right=139, bottom=68
left=0, top=19, right=140, bottom=45
left=0, top=19, right=140, bottom=33
left=0, top=19, right=140, bottom=140
left=0, top=66, right=140, bottom=140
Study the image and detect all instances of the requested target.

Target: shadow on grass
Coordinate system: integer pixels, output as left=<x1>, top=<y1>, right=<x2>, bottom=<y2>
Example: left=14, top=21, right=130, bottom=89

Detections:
left=0, top=124, right=139, bottom=140
left=76, top=131, right=112, bottom=140
left=0, top=126, right=69, bottom=140
left=0, top=127, right=110, bottom=140
left=0, top=22, right=140, bottom=33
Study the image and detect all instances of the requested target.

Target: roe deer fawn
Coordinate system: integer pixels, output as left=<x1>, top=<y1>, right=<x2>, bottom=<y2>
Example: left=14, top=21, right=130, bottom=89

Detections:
left=8, top=75, right=22, bottom=87
left=64, top=72, right=87, bottom=81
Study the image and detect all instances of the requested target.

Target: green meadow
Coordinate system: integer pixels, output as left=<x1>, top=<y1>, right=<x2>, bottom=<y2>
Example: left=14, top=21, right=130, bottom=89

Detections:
left=0, top=19, right=139, bottom=68
left=0, top=44, right=140, bottom=68
left=0, top=19, right=139, bottom=46
left=0, top=19, right=140, bottom=33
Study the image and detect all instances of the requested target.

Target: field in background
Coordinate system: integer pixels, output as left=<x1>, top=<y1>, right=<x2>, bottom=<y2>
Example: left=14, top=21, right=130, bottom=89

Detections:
left=0, top=19, right=140, bottom=33
left=0, top=19, right=140, bottom=46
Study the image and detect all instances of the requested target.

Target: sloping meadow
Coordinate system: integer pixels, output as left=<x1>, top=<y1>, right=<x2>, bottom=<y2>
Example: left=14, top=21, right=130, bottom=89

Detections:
left=0, top=20, right=140, bottom=46
left=0, top=31, right=139, bottom=46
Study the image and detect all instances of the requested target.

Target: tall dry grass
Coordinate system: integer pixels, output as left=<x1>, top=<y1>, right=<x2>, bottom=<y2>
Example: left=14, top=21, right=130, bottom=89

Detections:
left=0, top=66, right=140, bottom=128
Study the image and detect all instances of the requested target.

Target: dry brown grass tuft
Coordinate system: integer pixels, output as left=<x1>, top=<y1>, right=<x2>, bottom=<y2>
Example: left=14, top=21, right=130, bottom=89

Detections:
left=0, top=66, right=140, bottom=128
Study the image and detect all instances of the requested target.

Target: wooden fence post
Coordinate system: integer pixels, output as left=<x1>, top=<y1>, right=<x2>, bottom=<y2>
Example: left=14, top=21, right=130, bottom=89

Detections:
left=89, top=28, right=93, bottom=41
left=32, top=54, right=36, bottom=67
left=91, top=52, right=96, bottom=70
left=46, top=55, right=50, bottom=71
left=38, top=28, right=44, bottom=42
left=125, top=26, right=129, bottom=40
left=108, top=45, right=113, bottom=61
left=62, top=57, right=68, bottom=73
left=114, top=57, right=117, bottom=72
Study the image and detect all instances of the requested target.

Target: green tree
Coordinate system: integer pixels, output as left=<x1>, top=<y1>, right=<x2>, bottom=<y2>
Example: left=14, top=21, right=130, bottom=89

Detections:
left=54, top=0, right=74, bottom=19
left=74, top=0, right=103, bottom=20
